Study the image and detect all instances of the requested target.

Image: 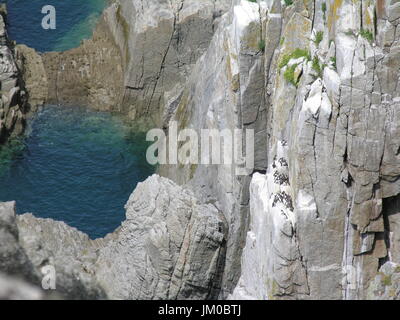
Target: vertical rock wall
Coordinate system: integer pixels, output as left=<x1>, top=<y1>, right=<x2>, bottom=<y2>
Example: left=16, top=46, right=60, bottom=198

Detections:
left=0, top=6, right=27, bottom=144
left=161, top=0, right=269, bottom=298
left=41, top=0, right=231, bottom=126
left=2, top=0, right=400, bottom=300
left=227, top=0, right=400, bottom=300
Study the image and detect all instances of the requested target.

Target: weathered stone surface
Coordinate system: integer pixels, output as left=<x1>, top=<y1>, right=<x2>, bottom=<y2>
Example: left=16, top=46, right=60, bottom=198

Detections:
left=15, top=45, right=48, bottom=112
left=366, top=262, right=400, bottom=300
left=0, top=6, right=27, bottom=144
left=3, top=0, right=400, bottom=300
left=0, top=202, right=38, bottom=281
left=95, top=175, right=227, bottom=299
left=42, top=13, right=124, bottom=112
left=0, top=175, right=226, bottom=300
left=0, top=272, right=45, bottom=300
left=16, top=214, right=107, bottom=300
left=160, top=0, right=268, bottom=298
left=41, top=0, right=230, bottom=126
left=230, top=0, right=400, bottom=300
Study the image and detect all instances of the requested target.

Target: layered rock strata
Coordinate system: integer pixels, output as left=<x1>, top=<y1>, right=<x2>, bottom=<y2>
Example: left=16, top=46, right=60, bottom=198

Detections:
left=2, top=0, right=400, bottom=300
left=0, top=175, right=227, bottom=300
left=42, top=0, right=231, bottom=126
left=0, top=5, right=27, bottom=144
left=226, top=0, right=400, bottom=300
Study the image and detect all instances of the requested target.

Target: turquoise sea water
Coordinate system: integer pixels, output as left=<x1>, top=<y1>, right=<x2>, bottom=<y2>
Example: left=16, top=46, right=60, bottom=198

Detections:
left=2, top=0, right=107, bottom=52
left=0, top=106, right=154, bottom=239
left=0, top=1, right=153, bottom=239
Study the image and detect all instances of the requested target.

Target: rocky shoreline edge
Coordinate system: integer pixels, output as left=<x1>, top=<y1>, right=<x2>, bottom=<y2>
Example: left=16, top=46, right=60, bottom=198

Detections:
left=2, top=0, right=400, bottom=300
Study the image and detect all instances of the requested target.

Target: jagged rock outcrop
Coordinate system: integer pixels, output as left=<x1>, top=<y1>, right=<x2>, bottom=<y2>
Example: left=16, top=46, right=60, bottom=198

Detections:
left=224, top=0, right=400, bottom=300
left=160, top=0, right=268, bottom=298
left=42, top=12, right=124, bottom=112
left=0, top=202, right=39, bottom=282
left=41, top=0, right=231, bottom=126
left=95, top=175, right=227, bottom=299
left=0, top=272, right=46, bottom=300
left=14, top=45, right=48, bottom=112
left=3, top=0, right=400, bottom=300
left=0, top=5, right=27, bottom=144
left=16, top=213, right=107, bottom=299
left=0, top=175, right=227, bottom=300
left=0, top=201, right=106, bottom=299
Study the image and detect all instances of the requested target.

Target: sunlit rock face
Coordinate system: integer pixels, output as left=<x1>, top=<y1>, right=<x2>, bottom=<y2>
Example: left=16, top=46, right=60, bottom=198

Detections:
left=0, top=7, right=27, bottom=144
left=2, top=0, right=400, bottom=300
left=0, top=175, right=227, bottom=300
left=228, top=0, right=400, bottom=300
left=40, top=0, right=231, bottom=126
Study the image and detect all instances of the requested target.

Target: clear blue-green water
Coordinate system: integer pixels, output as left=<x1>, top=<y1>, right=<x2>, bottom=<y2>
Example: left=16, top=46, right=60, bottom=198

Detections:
left=0, top=1, right=153, bottom=239
left=2, top=0, right=107, bottom=52
left=0, top=106, right=154, bottom=239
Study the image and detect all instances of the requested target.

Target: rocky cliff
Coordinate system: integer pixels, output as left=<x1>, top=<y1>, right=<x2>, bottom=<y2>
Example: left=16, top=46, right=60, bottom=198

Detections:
left=41, top=0, right=231, bottom=127
left=224, top=0, right=400, bottom=300
left=159, top=0, right=400, bottom=299
left=0, top=175, right=227, bottom=299
left=2, top=0, right=400, bottom=300
left=0, top=5, right=27, bottom=144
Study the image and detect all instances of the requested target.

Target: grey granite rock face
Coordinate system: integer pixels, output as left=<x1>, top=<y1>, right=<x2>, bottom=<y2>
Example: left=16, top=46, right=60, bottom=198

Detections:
left=227, top=0, right=400, bottom=300
left=113, top=0, right=231, bottom=125
left=3, top=0, right=400, bottom=300
left=42, top=13, right=124, bottom=113
left=0, top=175, right=227, bottom=300
left=0, top=202, right=38, bottom=282
left=0, top=6, right=27, bottom=144
left=0, top=272, right=46, bottom=300
left=41, top=0, right=231, bottom=126
left=16, top=214, right=107, bottom=300
left=95, top=175, right=227, bottom=299
left=160, top=0, right=268, bottom=298
left=14, top=45, right=48, bottom=113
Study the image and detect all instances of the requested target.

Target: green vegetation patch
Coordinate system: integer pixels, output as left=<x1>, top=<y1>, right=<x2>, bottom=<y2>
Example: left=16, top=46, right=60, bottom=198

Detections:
left=312, top=56, right=326, bottom=79
left=314, top=31, right=324, bottom=46
left=279, top=48, right=310, bottom=69
left=360, top=28, right=374, bottom=42
left=330, top=57, right=337, bottom=70
left=258, top=39, right=266, bottom=52
left=382, top=274, right=392, bottom=287
left=322, top=2, right=327, bottom=21
left=284, top=64, right=299, bottom=86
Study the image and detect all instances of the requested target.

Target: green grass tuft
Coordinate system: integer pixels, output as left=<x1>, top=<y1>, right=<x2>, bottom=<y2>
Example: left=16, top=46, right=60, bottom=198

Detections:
left=279, top=48, right=310, bottom=69
left=312, top=56, right=325, bottom=79
left=330, top=57, right=337, bottom=70
left=382, top=275, right=392, bottom=287
left=322, top=2, right=327, bottom=13
left=258, top=39, right=266, bottom=52
left=322, top=2, right=327, bottom=21
left=314, top=31, right=324, bottom=46
left=284, top=0, right=294, bottom=6
left=360, top=28, right=374, bottom=42
left=284, top=64, right=299, bottom=86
